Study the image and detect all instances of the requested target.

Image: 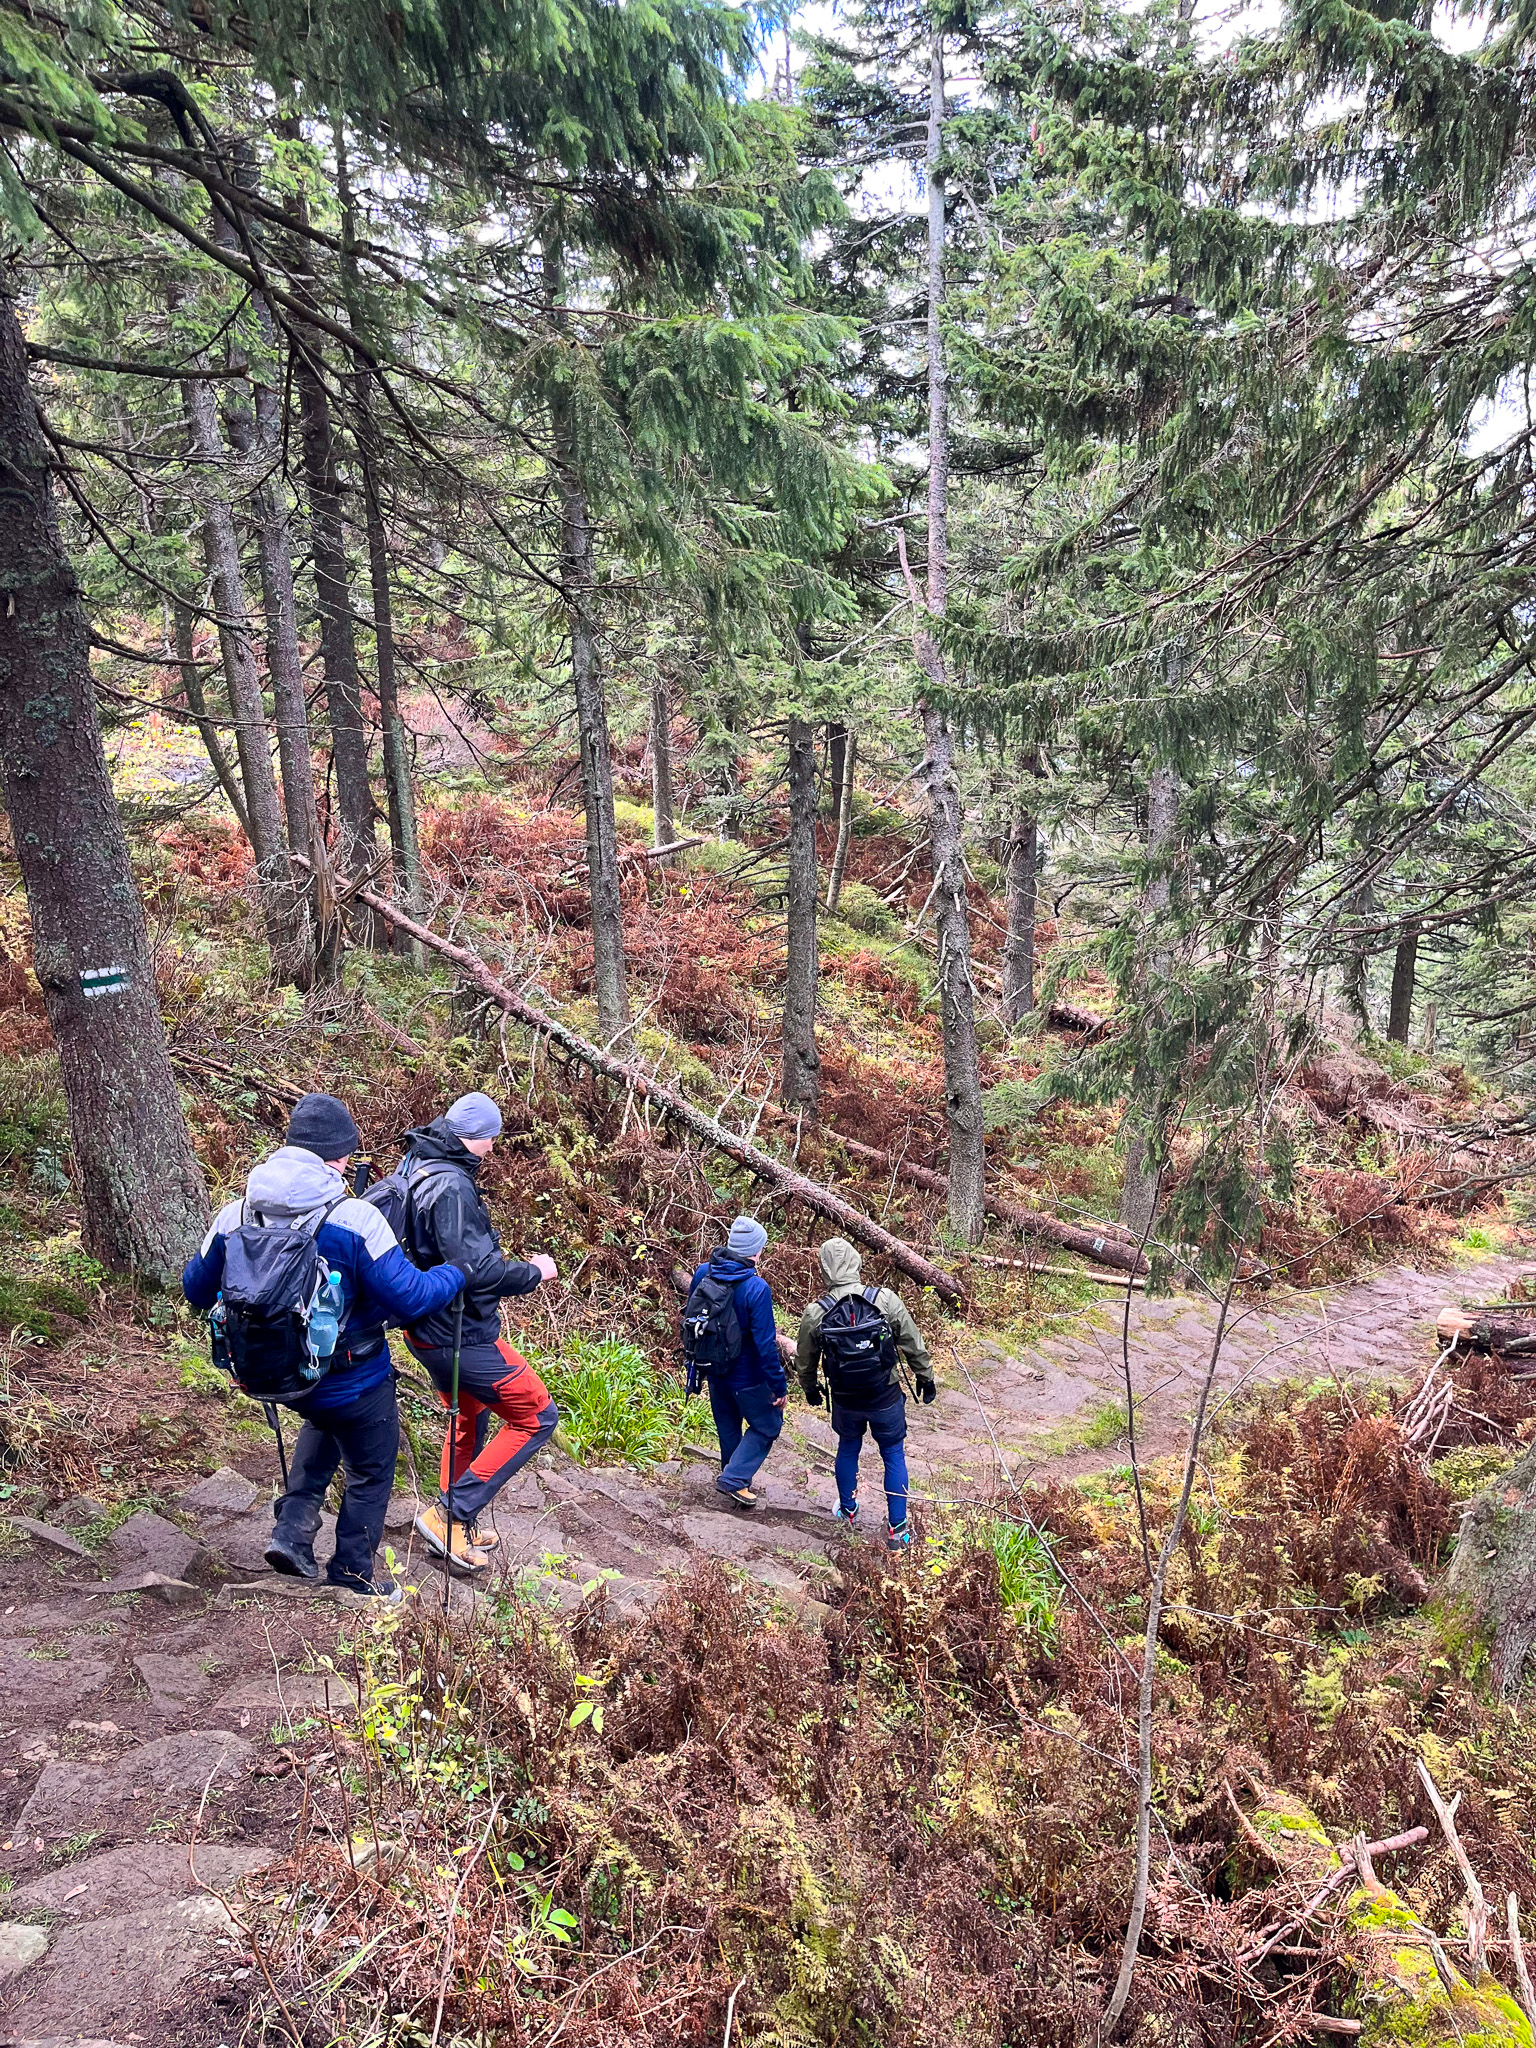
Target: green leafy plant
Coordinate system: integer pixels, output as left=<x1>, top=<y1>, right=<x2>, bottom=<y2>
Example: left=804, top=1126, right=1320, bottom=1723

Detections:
left=537, top=1334, right=685, bottom=1468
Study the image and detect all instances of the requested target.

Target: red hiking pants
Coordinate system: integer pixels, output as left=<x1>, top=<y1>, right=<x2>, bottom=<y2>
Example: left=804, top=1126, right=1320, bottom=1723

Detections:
left=409, top=1335, right=558, bottom=1524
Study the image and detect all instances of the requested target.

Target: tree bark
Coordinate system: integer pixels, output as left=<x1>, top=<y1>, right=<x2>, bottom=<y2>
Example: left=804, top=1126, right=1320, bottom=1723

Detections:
left=1118, top=759, right=1179, bottom=1239
left=1002, top=798, right=1038, bottom=1025
left=336, top=136, right=423, bottom=965
left=1388, top=919, right=1419, bottom=1043
left=547, top=242, right=629, bottom=1045
left=0, top=287, right=207, bottom=1282
left=355, top=877, right=961, bottom=1301
left=781, top=714, right=821, bottom=1109
left=1444, top=1440, right=1536, bottom=1696
left=649, top=673, right=676, bottom=856
left=826, top=727, right=857, bottom=916
left=917, top=33, right=986, bottom=1245
left=209, top=170, right=319, bottom=983
left=170, top=594, right=249, bottom=835
left=180, top=374, right=304, bottom=979
left=282, top=161, right=377, bottom=923
left=828, top=721, right=848, bottom=819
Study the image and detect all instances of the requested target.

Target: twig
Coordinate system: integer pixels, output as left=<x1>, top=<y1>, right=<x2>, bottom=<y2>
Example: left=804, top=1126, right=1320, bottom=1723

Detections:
left=1240, top=1828, right=1429, bottom=1967
left=1415, top=1758, right=1489, bottom=1975
left=428, top=1792, right=504, bottom=2047
left=1223, top=1779, right=1285, bottom=1870
left=722, top=1973, right=749, bottom=2048
left=1509, top=1895, right=1536, bottom=2032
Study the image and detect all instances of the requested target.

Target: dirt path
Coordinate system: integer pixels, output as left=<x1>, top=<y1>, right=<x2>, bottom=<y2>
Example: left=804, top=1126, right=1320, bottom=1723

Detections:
left=1, top=1250, right=1523, bottom=2045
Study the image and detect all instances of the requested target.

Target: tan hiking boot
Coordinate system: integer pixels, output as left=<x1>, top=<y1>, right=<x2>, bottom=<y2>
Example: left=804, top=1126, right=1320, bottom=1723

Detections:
left=464, top=1521, right=500, bottom=1552
left=413, top=1503, right=489, bottom=1574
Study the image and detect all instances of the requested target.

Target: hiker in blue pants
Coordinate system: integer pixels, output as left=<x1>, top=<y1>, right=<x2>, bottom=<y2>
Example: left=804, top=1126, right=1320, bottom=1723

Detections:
left=683, top=1215, right=786, bottom=1509
left=796, top=1237, right=936, bottom=1552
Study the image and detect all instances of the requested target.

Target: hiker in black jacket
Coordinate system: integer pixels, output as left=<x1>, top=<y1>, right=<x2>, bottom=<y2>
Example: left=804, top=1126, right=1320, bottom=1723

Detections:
left=400, top=1092, right=559, bottom=1572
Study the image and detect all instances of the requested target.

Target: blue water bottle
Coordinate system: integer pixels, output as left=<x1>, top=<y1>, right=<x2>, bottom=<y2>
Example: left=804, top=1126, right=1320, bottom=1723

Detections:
left=308, top=1271, right=344, bottom=1360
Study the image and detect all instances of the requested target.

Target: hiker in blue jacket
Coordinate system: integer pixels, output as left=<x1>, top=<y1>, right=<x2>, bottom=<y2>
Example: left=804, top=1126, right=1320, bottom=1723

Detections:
left=182, top=1092, right=466, bottom=1601
left=687, top=1215, right=786, bottom=1509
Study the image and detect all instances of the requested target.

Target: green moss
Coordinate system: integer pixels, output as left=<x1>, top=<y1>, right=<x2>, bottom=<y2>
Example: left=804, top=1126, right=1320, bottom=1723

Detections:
left=1346, top=1886, right=1535, bottom=2045
left=1429, top=1444, right=1520, bottom=1500
left=833, top=879, right=898, bottom=938
left=612, top=798, right=654, bottom=838
left=1249, top=1791, right=1340, bottom=1883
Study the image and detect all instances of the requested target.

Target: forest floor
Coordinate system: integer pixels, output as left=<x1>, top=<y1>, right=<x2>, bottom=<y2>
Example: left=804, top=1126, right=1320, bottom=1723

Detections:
left=0, top=1242, right=1525, bottom=2047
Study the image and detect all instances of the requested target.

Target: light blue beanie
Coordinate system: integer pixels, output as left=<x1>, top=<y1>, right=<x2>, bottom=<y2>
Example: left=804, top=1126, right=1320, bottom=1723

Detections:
left=726, top=1215, right=768, bottom=1260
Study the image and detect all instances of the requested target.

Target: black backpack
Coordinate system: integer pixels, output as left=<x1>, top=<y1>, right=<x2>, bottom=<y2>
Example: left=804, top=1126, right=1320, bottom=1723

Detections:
left=359, top=1160, right=454, bottom=1266
left=816, top=1286, right=899, bottom=1406
left=209, top=1199, right=341, bottom=1404
left=681, top=1266, right=744, bottom=1396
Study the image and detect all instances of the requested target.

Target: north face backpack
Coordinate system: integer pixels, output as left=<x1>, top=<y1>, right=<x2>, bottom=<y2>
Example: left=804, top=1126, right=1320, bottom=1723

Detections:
left=209, top=1199, right=343, bottom=1404
left=680, top=1268, right=744, bottom=1397
left=816, top=1286, right=899, bottom=1406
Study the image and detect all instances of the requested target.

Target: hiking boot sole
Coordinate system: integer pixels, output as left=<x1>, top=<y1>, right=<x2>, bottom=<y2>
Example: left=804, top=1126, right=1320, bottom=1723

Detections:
left=264, top=1542, right=320, bottom=1580
left=715, top=1487, right=758, bottom=1512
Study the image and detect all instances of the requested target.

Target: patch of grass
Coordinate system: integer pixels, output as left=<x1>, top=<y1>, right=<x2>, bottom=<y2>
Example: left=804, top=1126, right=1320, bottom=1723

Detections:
left=536, top=1334, right=685, bottom=1469
left=833, top=880, right=898, bottom=939
left=176, top=1341, right=234, bottom=1402
left=1451, top=1222, right=1501, bottom=1256
left=1033, top=1396, right=1132, bottom=1456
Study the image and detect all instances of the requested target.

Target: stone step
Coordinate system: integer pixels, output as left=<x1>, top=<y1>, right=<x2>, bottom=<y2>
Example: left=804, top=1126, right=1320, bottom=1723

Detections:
left=12, top=1731, right=254, bottom=1854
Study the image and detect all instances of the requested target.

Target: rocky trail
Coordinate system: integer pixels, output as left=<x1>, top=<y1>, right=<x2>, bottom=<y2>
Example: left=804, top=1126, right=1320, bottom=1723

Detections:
left=0, top=1251, right=1523, bottom=2047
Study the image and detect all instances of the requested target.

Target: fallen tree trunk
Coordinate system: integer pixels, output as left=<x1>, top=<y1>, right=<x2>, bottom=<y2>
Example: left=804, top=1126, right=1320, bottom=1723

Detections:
left=832, top=1132, right=1149, bottom=1276
left=356, top=881, right=963, bottom=1303
left=1437, top=1306, right=1536, bottom=1357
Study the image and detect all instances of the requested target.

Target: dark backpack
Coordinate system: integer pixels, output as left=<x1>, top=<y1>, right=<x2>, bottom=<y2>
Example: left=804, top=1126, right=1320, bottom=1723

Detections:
left=816, top=1286, right=899, bottom=1406
left=681, top=1268, right=743, bottom=1396
left=209, top=1199, right=342, bottom=1404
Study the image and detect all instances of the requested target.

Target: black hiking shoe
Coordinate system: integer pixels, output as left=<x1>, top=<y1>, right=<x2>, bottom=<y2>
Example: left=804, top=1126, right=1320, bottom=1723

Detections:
left=333, top=1577, right=404, bottom=1607
left=715, top=1481, right=758, bottom=1511
left=265, top=1533, right=320, bottom=1580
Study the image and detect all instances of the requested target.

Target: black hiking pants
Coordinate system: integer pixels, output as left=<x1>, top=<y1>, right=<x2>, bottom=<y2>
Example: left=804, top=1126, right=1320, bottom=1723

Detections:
left=272, top=1370, right=399, bottom=1589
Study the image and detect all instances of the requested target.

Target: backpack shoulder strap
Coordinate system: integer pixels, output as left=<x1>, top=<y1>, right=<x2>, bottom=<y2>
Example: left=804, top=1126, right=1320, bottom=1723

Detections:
left=816, top=1293, right=838, bottom=1316
left=863, top=1286, right=881, bottom=1308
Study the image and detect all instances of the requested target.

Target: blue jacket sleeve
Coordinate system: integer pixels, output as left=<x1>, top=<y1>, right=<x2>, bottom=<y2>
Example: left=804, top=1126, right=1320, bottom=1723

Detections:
left=182, top=1239, right=226, bottom=1311
left=361, top=1244, right=466, bottom=1322
left=744, top=1277, right=785, bottom=1393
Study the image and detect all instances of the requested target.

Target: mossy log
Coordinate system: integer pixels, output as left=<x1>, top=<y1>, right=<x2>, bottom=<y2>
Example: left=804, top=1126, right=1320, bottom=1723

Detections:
left=1444, top=1442, right=1536, bottom=1695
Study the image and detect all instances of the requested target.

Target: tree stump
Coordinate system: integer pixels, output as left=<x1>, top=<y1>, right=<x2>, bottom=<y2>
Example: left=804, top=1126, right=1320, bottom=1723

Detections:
left=1444, top=1443, right=1536, bottom=1695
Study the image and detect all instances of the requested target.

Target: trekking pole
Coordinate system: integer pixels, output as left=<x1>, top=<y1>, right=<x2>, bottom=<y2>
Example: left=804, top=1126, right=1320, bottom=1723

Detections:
left=262, top=1402, right=290, bottom=1493
left=443, top=1292, right=464, bottom=1614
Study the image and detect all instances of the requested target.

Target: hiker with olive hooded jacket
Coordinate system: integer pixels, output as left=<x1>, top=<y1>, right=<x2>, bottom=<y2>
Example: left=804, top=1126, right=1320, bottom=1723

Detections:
left=796, top=1237, right=935, bottom=1551
left=398, top=1092, right=560, bottom=1572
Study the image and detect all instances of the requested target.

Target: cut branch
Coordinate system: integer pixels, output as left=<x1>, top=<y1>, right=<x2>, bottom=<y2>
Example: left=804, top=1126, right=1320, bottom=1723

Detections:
left=831, top=1132, right=1149, bottom=1276
left=1415, top=1758, right=1489, bottom=1975
left=355, top=881, right=963, bottom=1302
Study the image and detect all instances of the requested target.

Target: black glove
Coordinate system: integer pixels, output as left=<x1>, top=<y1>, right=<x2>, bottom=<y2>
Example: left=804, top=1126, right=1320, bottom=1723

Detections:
left=917, top=1375, right=937, bottom=1405
left=805, top=1379, right=825, bottom=1409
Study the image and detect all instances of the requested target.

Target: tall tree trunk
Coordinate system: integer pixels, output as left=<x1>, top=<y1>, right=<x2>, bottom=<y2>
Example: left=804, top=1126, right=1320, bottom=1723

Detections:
left=650, top=674, right=676, bottom=855
left=282, top=160, right=377, bottom=927
left=1002, top=798, right=1038, bottom=1025
left=1388, top=918, right=1419, bottom=1043
left=336, top=134, right=423, bottom=964
left=828, top=721, right=848, bottom=820
left=781, top=715, right=822, bottom=1110
left=1118, top=760, right=1179, bottom=1239
left=917, top=34, right=985, bottom=1244
left=1342, top=881, right=1376, bottom=1033
left=171, top=595, right=249, bottom=835
left=826, top=727, right=857, bottom=917
left=181, top=374, right=304, bottom=979
left=0, top=288, right=207, bottom=1281
left=208, top=180, right=319, bottom=984
left=547, top=242, right=629, bottom=1044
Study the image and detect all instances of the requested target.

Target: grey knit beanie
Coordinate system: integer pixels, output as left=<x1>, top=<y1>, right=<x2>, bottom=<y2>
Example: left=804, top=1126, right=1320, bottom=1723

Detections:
left=726, top=1214, right=768, bottom=1260
left=444, top=1091, right=503, bottom=1142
